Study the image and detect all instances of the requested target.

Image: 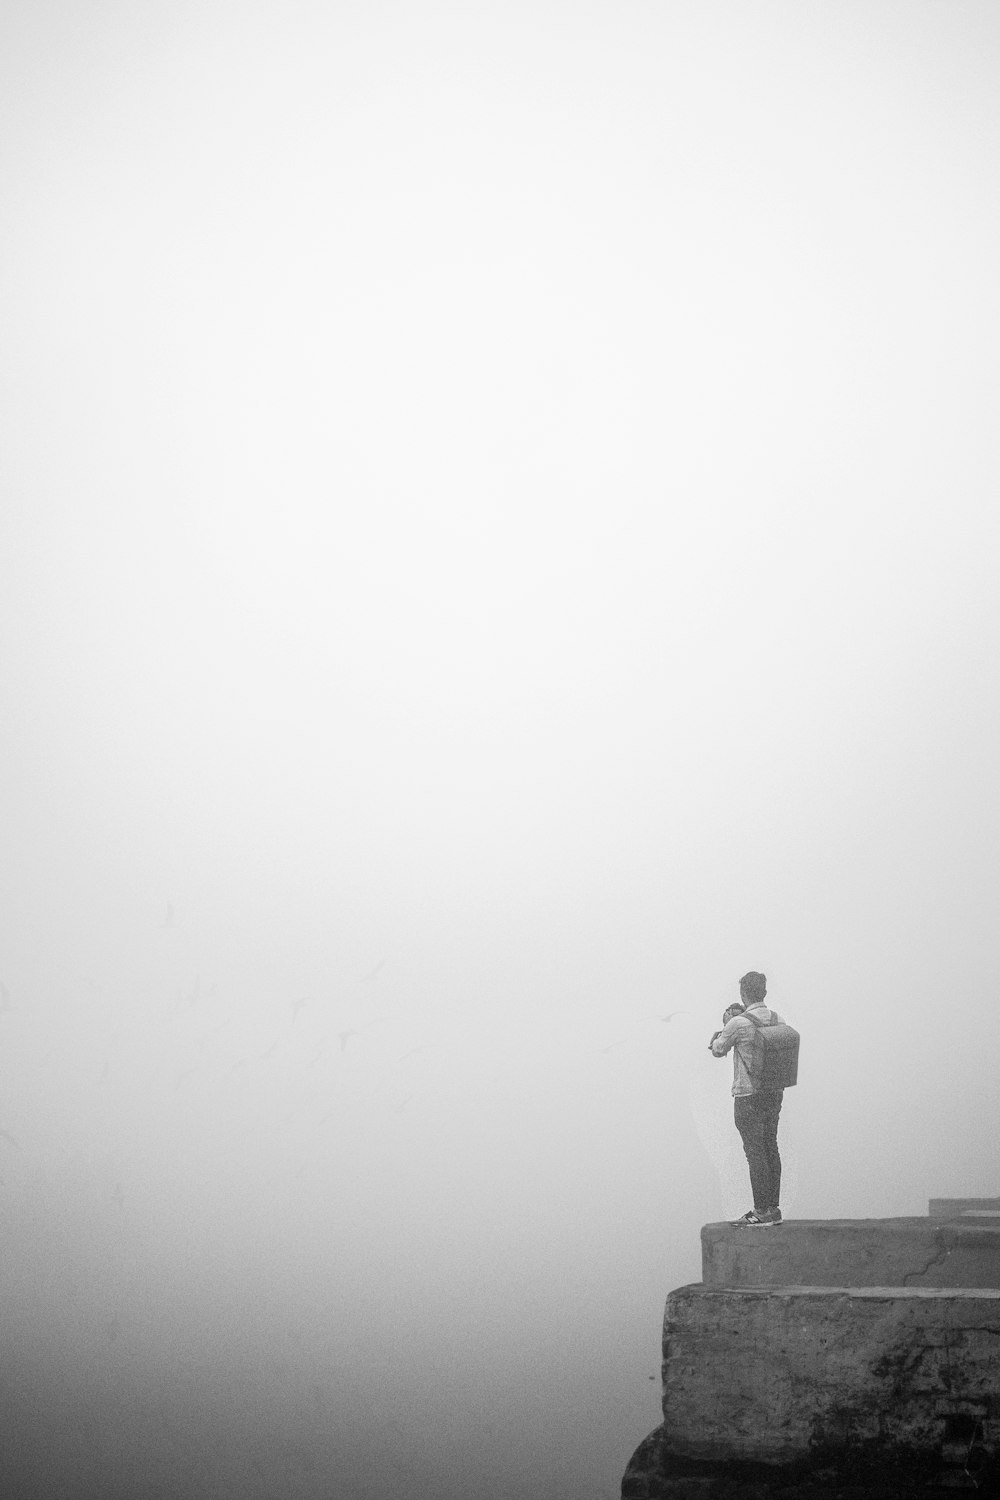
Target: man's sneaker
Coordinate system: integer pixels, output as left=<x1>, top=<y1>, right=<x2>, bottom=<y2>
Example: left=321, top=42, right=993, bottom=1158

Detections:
left=732, top=1209, right=775, bottom=1228
left=768, top=1207, right=783, bottom=1225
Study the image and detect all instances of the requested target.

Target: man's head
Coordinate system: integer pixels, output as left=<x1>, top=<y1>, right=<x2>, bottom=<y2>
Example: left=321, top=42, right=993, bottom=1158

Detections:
left=739, top=971, right=767, bottom=1006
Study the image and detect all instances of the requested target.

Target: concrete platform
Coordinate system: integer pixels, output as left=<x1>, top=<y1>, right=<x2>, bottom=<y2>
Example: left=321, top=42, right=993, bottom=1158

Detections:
left=702, top=1216, right=1000, bottom=1288
left=662, top=1282, right=1000, bottom=1465
left=929, top=1197, right=1000, bottom=1217
left=621, top=1423, right=991, bottom=1497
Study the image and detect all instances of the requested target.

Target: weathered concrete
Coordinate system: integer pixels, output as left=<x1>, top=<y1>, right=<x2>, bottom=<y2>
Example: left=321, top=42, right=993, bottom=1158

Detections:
left=621, top=1420, right=997, bottom=1496
left=702, top=1216, right=1000, bottom=1289
left=929, top=1197, right=1000, bottom=1218
left=661, top=1282, right=1000, bottom=1465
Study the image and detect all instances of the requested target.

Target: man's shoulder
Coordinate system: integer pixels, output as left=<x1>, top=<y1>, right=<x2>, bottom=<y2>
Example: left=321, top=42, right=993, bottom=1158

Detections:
left=747, top=1004, right=785, bottom=1025
left=725, top=1012, right=755, bottom=1034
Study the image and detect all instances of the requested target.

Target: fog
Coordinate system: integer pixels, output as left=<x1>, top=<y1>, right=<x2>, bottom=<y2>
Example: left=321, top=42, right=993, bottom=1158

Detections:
left=2, top=2, right=999, bottom=1495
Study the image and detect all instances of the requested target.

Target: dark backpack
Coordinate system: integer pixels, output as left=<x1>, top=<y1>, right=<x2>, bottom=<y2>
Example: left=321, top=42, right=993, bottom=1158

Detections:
left=743, top=1009, right=800, bottom=1091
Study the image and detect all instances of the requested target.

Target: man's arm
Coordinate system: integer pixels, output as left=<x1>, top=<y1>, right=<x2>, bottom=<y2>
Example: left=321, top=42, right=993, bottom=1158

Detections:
left=710, top=1016, right=747, bottom=1057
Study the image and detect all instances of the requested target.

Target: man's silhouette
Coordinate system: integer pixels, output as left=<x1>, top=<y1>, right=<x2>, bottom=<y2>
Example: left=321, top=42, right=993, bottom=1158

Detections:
left=710, top=971, right=786, bottom=1228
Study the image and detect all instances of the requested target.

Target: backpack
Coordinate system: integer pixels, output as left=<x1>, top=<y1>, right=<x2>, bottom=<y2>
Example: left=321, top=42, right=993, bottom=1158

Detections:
left=743, top=1009, right=800, bottom=1091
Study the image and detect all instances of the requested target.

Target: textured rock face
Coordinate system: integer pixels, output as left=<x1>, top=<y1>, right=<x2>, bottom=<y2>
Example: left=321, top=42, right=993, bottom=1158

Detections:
left=661, top=1283, right=1000, bottom=1465
left=701, top=1216, right=1000, bottom=1289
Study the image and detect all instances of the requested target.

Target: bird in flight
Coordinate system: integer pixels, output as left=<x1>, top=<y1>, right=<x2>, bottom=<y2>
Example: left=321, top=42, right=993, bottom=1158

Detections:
left=338, top=1017, right=392, bottom=1052
left=656, top=1010, right=690, bottom=1023
left=161, top=902, right=175, bottom=929
left=358, top=956, right=388, bottom=983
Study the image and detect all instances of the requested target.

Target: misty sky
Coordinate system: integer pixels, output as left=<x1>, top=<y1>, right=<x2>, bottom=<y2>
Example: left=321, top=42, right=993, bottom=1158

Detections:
left=2, top=3, right=999, bottom=1497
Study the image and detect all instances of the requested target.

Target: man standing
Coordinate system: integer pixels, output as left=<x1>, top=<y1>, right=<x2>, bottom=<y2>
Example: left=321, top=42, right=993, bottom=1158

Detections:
left=710, top=971, right=786, bottom=1228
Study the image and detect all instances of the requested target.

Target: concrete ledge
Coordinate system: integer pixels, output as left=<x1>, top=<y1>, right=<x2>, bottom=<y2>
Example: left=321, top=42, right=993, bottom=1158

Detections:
left=662, top=1283, right=1000, bottom=1464
left=702, top=1217, right=1000, bottom=1289
left=929, top=1197, right=1000, bottom=1218
left=621, top=1422, right=985, bottom=1497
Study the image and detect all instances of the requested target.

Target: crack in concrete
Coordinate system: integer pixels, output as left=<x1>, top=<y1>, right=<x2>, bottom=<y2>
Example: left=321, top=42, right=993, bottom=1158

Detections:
left=901, top=1234, right=952, bottom=1286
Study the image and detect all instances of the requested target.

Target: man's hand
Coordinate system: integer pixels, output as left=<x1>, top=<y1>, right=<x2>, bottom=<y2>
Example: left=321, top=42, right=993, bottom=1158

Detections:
left=708, top=1030, right=721, bottom=1050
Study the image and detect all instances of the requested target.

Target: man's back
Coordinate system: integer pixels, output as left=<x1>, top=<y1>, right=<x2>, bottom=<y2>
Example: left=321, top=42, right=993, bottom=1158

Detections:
left=711, top=1002, right=785, bottom=1096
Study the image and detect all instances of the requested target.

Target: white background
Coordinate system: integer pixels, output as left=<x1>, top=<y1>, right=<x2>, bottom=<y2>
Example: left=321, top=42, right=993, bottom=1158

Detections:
left=2, top=3, right=999, bottom=1496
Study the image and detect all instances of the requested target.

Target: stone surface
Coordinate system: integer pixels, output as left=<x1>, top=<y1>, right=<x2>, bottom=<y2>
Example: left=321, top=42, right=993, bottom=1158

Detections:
left=702, top=1217, right=1000, bottom=1289
left=929, top=1197, right=1000, bottom=1218
left=661, top=1282, right=1000, bottom=1465
left=621, top=1423, right=995, bottom=1496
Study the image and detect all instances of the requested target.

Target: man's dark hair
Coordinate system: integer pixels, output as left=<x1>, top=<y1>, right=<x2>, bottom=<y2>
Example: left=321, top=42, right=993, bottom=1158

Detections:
left=739, top=971, right=767, bottom=1005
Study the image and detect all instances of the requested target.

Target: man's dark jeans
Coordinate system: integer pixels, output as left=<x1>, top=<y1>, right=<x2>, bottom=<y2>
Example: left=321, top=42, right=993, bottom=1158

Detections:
left=734, top=1089, right=783, bottom=1212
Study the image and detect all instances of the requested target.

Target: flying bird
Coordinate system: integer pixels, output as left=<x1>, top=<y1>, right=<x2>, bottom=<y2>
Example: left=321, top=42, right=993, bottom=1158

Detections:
left=338, top=1017, right=393, bottom=1053
left=161, top=902, right=175, bottom=929
left=656, top=1010, right=691, bottom=1023
left=358, top=956, right=388, bottom=983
